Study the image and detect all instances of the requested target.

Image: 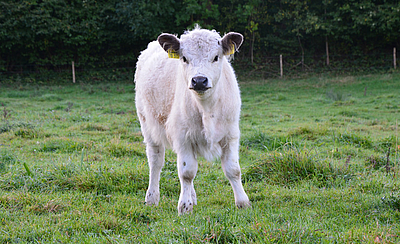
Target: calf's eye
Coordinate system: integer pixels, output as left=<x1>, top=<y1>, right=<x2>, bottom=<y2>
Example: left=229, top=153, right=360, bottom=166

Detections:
left=182, top=56, right=188, bottom=64
left=213, top=56, right=219, bottom=62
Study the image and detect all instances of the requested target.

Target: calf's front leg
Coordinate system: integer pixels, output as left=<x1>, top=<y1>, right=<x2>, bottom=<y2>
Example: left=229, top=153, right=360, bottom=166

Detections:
left=177, top=151, right=198, bottom=215
left=145, top=143, right=165, bottom=206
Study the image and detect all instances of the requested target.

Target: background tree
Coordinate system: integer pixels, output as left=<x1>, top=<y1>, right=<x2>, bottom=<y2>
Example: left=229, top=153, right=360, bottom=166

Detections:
left=0, top=0, right=399, bottom=74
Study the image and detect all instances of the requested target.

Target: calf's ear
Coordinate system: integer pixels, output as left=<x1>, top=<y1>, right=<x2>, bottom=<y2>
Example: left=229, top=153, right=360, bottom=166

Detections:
left=221, top=32, right=243, bottom=55
left=158, top=33, right=180, bottom=52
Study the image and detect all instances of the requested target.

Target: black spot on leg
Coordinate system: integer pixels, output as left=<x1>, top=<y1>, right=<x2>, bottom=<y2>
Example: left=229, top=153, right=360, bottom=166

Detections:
left=234, top=170, right=241, bottom=178
left=182, top=174, right=194, bottom=183
left=226, top=167, right=241, bottom=181
left=183, top=161, right=186, bottom=166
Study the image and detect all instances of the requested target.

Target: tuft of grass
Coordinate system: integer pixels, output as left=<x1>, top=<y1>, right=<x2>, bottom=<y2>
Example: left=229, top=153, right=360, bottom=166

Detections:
left=37, top=94, right=63, bottom=102
left=51, top=166, right=148, bottom=194
left=0, top=149, right=17, bottom=164
left=336, top=131, right=373, bottom=148
left=338, top=110, right=358, bottom=117
left=243, top=145, right=347, bottom=186
left=38, top=138, right=89, bottom=153
left=81, top=123, right=110, bottom=131
left=105, top=138, right=145, bottom=158
left=288, top=125, right=329, bottom=140
left=0, top=149, right=17, bottom=172
left=366, top=153, right=396, bottom=172
left=376, top=135, right=399, bottom=150
left=51, top=105, right=65, bottom=110
left=69, top=114, right=91, bottom=122
left=1, top=159, right=149, bottom=194
left=241, top=131, right=292, bottom=151
left=0, top=121, right=34, bottom=133
left=27, top=199, right=65, bottom=214
left=326, top=89, right=347, bottom=101
left=6, top=91, right=30, bottom=98
left=14, top=128, right=38, bottom=138
left=381, top=192, right=400, bottom=211
left=272, top=93, right=287, bottom=101
left=0, top=194, right=66, bottom=214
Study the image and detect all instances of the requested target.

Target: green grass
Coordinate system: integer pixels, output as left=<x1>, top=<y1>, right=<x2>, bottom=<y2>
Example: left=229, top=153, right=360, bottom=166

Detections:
left=1, top=72, right=400, bottom=243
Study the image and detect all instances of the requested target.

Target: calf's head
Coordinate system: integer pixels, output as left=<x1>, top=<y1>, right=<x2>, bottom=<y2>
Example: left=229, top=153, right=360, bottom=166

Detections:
left=158, top=28, right=243, bottom=95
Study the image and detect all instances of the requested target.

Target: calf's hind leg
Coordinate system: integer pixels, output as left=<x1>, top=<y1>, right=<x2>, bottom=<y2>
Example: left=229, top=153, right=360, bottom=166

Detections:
left=221, top=139, right=251, bottom=208
left=145, top=142, right=165, bottom=206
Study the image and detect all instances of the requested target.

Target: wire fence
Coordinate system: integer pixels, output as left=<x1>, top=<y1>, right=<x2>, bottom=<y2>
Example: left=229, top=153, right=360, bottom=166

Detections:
left=0, top=51, right=398, bottom=83
left=239, top=49, right=398, bottom=79
left=0, top=60, right=136, bottom=84
left=0, top=60, right=136, bottom=75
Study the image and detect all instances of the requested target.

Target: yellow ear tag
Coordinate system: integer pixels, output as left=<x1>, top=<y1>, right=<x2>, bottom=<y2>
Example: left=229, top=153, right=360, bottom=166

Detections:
left=168, top=49, right=180, bottom=59
left=229, top=43, right=235, bottom=55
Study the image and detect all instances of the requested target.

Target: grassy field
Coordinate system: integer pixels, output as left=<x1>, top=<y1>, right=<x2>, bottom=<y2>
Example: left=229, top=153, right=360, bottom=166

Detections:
left=0, top=72, right=399, bottom=243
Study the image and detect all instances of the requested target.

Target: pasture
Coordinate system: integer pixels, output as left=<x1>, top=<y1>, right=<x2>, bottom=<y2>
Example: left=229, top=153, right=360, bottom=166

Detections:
left=0, top=73, right=399, bottom=243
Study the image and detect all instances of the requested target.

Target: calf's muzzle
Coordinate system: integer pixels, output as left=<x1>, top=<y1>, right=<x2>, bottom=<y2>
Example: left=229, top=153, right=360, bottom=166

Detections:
left=190, top=76, right=209, bottom=92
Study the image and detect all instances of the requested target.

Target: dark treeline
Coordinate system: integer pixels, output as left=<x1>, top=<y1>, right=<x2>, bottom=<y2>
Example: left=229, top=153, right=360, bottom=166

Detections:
left=1, top=0, right=399, bottom=73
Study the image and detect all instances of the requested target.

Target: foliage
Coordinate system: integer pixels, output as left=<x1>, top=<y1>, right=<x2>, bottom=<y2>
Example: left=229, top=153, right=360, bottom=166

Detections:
left=1, top=0, right=399, bottom=73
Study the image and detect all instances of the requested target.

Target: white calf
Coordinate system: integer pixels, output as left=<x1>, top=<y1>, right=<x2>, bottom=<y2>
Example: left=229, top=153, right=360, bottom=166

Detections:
left=134, top=26, right=250, bottom=214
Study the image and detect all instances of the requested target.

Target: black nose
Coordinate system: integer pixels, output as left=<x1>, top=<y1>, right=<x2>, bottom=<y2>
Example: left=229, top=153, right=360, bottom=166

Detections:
left=191, top=76, right=209, bottom=92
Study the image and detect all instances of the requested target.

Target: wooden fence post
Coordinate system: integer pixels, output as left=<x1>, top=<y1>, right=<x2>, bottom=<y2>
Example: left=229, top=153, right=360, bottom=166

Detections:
left=326, top=36, right=330, bottom=66
left=72, top=61, right=76, bottom=83
left=280, top=54, right=283, bottom=77
left=394, top=47, right=397, bottom=69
